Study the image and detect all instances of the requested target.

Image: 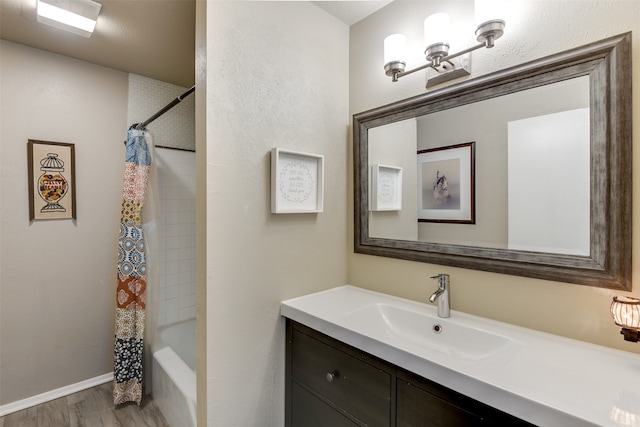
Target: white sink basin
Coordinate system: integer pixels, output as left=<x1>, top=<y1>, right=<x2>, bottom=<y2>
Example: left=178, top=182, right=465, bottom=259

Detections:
left=342, top=303, right=516, bottom=360
left=281, top=285, right=640, bottom=427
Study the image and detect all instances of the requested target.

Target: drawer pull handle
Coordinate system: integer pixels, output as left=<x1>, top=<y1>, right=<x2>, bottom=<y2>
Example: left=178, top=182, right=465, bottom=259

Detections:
left=326, top=371, right=339, bottom=382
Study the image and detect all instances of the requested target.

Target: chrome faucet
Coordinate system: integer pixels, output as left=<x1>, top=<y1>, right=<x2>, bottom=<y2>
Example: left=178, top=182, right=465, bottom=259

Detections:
left=429, top=274, right=450, bottom=318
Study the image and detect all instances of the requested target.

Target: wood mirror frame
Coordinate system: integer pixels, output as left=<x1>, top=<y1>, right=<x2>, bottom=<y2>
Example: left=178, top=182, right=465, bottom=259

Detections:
left=353, top=33, right=632, bottom=290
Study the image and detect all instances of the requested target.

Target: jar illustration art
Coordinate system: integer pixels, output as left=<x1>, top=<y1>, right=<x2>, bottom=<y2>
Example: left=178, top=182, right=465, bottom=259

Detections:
left=38, top=153, right=68, bottom=213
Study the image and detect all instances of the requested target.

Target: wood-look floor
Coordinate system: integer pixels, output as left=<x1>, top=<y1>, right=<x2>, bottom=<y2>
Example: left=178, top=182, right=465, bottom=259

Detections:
left=0, top=382, right=170, bottom=427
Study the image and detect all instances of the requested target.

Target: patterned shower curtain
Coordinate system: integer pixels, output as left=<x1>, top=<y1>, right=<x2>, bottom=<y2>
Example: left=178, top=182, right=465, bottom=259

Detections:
left=113, top=128, right=151, bottom=405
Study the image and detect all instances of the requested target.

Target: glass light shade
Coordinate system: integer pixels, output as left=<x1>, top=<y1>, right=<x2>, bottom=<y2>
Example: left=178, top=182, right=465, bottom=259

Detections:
left=384, top=34, right=406, bottom=65
left=611, top=296, right=640, bottom=329
left=36, top=0, right=101, bottom=37
left=424, top=12, right=450, bottom=46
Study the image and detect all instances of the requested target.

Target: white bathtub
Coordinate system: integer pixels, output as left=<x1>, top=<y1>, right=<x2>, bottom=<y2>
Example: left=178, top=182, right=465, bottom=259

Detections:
left=152, top=319, right=196, bottom=427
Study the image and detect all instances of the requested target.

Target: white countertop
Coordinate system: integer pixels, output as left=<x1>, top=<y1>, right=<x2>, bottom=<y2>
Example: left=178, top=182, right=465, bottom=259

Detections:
left=281, top=285, right=640, bottom=427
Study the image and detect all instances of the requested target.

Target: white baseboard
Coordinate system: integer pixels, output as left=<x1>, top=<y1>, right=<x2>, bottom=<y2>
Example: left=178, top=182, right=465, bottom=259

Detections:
left=0, top=372, right=113, bottom=417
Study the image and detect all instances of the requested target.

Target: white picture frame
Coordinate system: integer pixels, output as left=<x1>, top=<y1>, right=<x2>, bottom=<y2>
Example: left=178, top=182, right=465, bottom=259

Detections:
left=271, top=148, right=324, bottom=213
left=371, top=164, right=402, bottom=211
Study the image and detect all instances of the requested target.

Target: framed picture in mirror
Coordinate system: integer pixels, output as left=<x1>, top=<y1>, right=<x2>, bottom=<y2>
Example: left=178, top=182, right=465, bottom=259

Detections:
left=417, top=142, right=475, bottom=223
left=371, top=164, right=402, bottom=211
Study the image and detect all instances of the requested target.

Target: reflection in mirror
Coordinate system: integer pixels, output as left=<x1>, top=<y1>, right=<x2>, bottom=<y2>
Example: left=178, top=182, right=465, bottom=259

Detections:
left=355, top=33, right=632, bottom=289
left=369, top=76, right=590, bottom=256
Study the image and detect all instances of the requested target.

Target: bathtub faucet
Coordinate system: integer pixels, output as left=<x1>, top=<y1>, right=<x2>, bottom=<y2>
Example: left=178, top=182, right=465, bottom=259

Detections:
left=429, top=274, right=450, bottom=318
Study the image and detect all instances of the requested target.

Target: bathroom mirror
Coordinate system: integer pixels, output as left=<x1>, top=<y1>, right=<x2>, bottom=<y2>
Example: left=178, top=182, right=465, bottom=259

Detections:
left=354, top=33, right=632, bottom=290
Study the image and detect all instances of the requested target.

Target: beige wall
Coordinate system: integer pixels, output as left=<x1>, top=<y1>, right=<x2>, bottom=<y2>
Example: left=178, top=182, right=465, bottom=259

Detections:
left=204, top=2, right=349, bottom=426
left=194, top=2, right=207, bottom=425
left=0, top=41, right=127, bottom=404
left=349, top=0, right=640, bottom=354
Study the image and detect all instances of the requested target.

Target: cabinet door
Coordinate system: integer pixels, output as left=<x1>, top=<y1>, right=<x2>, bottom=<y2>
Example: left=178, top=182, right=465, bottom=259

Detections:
left=397, top=379, right=488, bottom=427
left=291, top=382, right=360, bottom=427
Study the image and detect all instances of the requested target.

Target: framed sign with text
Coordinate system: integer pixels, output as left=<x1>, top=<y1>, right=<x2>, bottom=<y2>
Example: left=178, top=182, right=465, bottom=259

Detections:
left=271, top=148, right=324, bottom=213
left=371, top=164, right=402, bottom=211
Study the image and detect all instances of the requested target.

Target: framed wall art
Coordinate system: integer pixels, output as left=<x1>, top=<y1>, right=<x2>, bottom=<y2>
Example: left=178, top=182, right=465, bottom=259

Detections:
left=417, top=142, right=475, bottom=223
left=27, top=139, right=76, bottom=221
left=271, top=148, right=324, bottom=213
left=371, top=164, right=402, bottom=211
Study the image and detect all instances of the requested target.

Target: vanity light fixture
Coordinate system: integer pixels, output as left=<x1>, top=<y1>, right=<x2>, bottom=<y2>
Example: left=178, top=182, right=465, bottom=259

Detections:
left=610, top=296, right=640, bottom=342
left=384, top=13, right=505, bottom=88
left=36, top=0, right=102, bottom=38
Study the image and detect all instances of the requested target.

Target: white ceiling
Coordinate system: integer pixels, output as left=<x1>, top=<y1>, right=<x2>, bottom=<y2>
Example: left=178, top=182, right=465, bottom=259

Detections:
left=0, top=1, right=390, bottom=88
left=1, top=0, right=196, bottom=87
left=313, top=1, right=392, bottom=25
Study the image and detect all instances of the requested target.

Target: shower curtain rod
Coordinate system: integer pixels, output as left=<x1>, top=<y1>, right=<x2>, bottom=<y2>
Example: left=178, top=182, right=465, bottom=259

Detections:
left=129, top=85, right=195, bottom=131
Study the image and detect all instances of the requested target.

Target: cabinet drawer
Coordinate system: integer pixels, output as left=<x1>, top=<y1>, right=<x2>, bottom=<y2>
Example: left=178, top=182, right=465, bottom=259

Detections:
left=291, top=329, right=391, bottom=427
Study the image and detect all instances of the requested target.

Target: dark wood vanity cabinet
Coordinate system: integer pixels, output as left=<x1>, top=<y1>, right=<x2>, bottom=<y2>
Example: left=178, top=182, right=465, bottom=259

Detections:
left=286, top=320, right=534, bottom=427
left=288, top=321, right=392, bottom=426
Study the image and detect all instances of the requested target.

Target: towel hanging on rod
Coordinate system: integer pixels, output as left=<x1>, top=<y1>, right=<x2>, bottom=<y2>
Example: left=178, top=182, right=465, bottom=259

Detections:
left=128, top=85, right=195, bottom=131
